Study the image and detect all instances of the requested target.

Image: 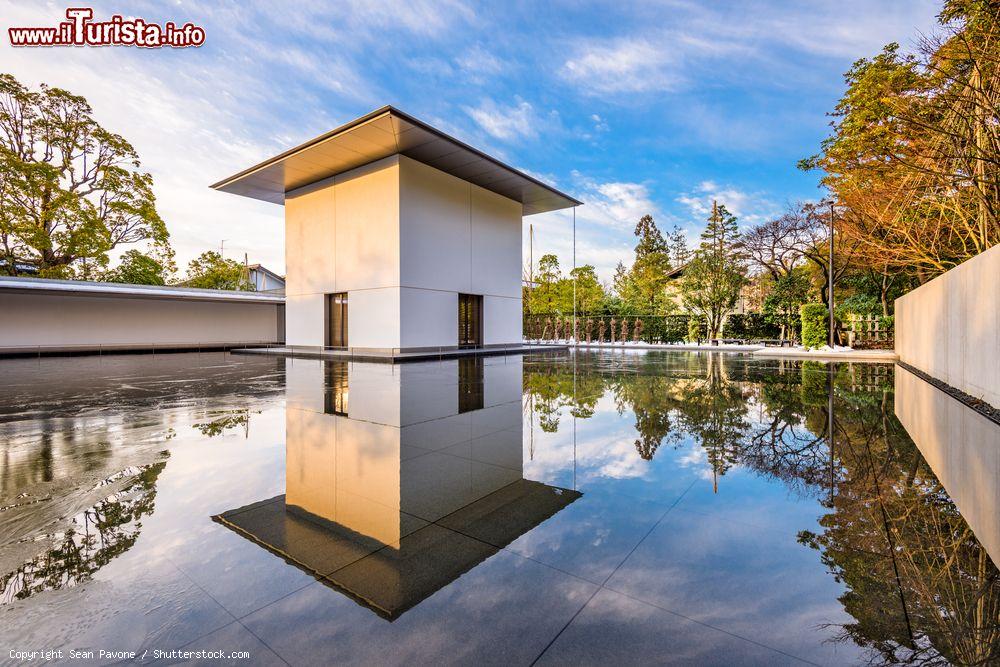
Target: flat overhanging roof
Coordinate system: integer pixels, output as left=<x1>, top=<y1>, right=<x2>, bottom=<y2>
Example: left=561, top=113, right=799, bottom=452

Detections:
left=210, top=106, right=581, bottom=216
left=0, top=276, right=284, bottom=304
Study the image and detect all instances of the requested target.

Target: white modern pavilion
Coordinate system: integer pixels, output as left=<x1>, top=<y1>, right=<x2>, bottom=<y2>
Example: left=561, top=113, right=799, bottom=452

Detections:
left=212, top=106, right=579, bottom=355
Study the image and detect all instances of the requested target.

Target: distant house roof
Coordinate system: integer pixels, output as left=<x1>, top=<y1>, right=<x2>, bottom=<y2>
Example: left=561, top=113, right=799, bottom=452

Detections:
left=247, top=264, right=285, bottom=282
left=665, top=263, right=687, bottom=280
left=0, top=276, right=284, bottom=304
left=210, top=105, right=582, bottom=216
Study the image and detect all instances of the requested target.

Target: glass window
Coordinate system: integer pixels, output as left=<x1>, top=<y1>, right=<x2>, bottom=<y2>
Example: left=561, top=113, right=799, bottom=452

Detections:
left=327, top=293, right=348, bottom=348
left=458, top=294, right=483, bottom=348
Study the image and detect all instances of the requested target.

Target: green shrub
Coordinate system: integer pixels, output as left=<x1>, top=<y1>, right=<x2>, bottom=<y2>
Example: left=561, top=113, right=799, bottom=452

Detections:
left=661, top=315, right=689, bottom=343
left=800, top=303, right=829, bottom=348
left=687, top=315, right=706, bottom=343
left=764, top=312, right=802, bottom=341
left=835, top=294, right=880, bottom=319
left=800, top=360, right=829, bottom=406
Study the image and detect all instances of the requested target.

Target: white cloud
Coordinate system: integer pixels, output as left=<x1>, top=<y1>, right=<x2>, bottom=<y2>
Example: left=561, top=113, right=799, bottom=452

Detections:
left=592, top=182, right=656, bottom=227
left=0, top=0, right=474, bottom=275
left=561, top=39, right=679, bottom=95
left=454, top=45, right=505, bottom=83
left=523, top=175, right=663, bottom=283
left=676, top=181, right=779, bottom=225
left=463, top=98, right=539, bottom=141
left=557, top=1, right=936, bottom=102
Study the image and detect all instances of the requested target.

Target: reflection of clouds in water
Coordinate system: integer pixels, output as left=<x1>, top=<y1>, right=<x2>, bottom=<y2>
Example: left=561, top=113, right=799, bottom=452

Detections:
left=525, top=404, right=652, bottom=483
left=592, top=437, right=650, bottom=481
left=676, top=445, right=716, bottom=482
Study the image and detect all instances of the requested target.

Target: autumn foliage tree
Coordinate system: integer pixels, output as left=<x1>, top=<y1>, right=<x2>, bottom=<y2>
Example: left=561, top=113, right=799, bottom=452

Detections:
left=802, top=2, right=1000, bottom=280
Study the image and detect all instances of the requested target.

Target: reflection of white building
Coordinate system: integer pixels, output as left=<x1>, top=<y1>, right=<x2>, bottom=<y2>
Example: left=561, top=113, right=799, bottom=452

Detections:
left=213, top=106, right=579, bottom=354
left=282, top=356, right=526, bottom=543
left=216, top=357, right=580, bottom=619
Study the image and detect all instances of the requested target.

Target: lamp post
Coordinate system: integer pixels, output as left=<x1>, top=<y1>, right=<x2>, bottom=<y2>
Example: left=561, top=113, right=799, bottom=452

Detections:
left=572, top=205, right=577, bottom=345
left=828, top=203, right=835, bottom=348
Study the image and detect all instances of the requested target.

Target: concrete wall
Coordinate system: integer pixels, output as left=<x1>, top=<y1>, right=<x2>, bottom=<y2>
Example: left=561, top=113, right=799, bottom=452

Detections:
left=894, top=366, right=1000, bottom=568
left=0, top=291, right=283, bottom=352
left=895, top=244, right=1000, bottom=407
left=284, top=156, right=401, bottom=348
left=399, top=156, right=523, bottom=348
left=284, top=155, right=523, bottom=351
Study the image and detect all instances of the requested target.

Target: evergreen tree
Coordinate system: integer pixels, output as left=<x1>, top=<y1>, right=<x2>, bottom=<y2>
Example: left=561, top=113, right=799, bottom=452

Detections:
left=620, top=214, right=673, bottom=314
left=182, top=251, right=253, bottom=290
left=531, top=254, right=562, bottom=314
left=525, top=254, right=609, bottom=316
left=0, top=73, right=169, bottom=278
left=569, top=265, right=605, bottom=314
left=612, top=261, right=629, bottom=298
left=679, top=201, right=747, bottom=339
left=668, top=225, right=690, bottom=267
left=102, top=249, right=170, bottom=285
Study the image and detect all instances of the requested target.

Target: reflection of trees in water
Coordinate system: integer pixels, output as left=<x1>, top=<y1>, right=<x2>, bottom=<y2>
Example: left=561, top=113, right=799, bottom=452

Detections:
left=742, top=360, right=834, bottom=496
left=800, top=381, right=1000, bottom=666
left=0, top=459, right=167, bottom=605
left=193, top=409, right=259, bottom=437
left=522, top=353, right=1000, bottom=664
left=522, top=363, right=604, bottom=432
left=670, top=353, right=749, bottom=486
left=610, top=373, right=683, bottom=460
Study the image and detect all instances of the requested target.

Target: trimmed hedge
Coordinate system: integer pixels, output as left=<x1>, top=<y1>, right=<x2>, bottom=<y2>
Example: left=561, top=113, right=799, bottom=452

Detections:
left=800, top=303, right=829, bottom=349
left=723, top=313, right=781, bottom=340
left=524, top=314, right=693, bottom=343
left=687, top=315, right=707, bottom=343
left=646, top=315, right=689, bottom=343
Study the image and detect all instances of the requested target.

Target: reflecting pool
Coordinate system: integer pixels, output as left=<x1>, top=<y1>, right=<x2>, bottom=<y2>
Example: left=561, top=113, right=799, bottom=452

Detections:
left=1, top=350, right=999, bottom=665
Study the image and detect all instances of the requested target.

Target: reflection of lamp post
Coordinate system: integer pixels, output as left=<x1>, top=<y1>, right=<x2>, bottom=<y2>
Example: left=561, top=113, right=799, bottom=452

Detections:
left=828, top=364, right=834, bottom=506
left=828, top=203, right=835, bottom=348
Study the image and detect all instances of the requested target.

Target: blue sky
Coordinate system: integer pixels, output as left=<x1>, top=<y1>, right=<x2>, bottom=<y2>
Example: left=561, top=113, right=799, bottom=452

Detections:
left=2, top=0, right=941, bottom=281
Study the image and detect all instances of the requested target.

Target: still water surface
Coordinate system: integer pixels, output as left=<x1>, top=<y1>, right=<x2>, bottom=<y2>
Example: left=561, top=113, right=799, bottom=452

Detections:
left=1, top=351, right=998, bottom=666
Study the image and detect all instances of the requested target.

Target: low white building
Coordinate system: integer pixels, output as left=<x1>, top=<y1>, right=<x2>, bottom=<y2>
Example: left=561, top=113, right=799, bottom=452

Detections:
left=0, top=276, right=284, bottom=355
left=213, top=106, right=579, bottom=354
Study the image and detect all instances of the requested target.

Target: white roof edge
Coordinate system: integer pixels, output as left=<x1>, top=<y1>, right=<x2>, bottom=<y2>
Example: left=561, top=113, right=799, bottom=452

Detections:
left=0, top=276, right=285, bottom=303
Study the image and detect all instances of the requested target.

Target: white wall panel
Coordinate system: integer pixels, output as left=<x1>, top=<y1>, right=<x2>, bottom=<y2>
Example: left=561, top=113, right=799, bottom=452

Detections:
left=0, top=292, right=281, bottom=350
left=470, top=187, right=522, bottom=299
left=399, top=287, right=457, bottom=349
left=895, top=243, right=1000, bottom=406
left=398, top=156, right=472, bottom=294
left=483, top=295, right=522, bottom=345
left=285, top=293, right=324, bottom=347
left=348, top=287, right=401, bottom=350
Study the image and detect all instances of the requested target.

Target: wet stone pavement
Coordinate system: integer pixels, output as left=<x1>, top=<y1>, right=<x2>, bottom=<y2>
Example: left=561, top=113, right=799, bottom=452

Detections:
left=1, top=350, right=999, bottom=666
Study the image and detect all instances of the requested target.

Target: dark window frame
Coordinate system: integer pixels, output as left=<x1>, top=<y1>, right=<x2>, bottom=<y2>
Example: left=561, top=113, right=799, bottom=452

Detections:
left=458, top=293, right=483, bottom=349
left=326, top=293, right=348, bottom=348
